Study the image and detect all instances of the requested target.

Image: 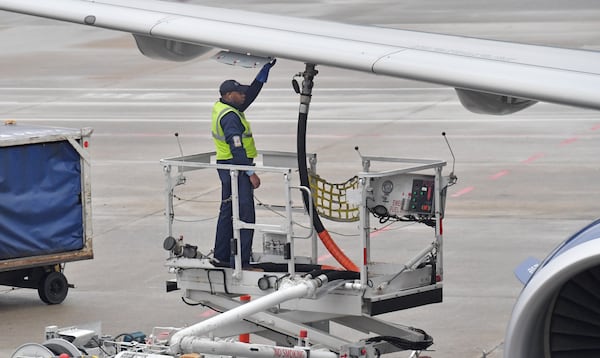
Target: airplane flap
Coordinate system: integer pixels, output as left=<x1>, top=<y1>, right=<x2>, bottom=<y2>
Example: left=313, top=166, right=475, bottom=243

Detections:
left=514, top=257, right=540, bottom=285
left=213, top=51, right=271, bottom=68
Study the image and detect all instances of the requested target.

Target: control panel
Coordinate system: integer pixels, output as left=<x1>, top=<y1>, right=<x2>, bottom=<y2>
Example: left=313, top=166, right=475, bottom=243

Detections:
left=367, top=174, right=437, bottom=218
left=410, top=178, right=435, bottom=214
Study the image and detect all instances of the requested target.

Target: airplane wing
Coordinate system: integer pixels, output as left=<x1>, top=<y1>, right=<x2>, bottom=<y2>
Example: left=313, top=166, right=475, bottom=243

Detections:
left=1, top=0, right=599, bottom=113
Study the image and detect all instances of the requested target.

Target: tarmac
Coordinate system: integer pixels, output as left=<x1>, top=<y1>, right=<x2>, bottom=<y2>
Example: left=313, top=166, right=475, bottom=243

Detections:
left=1, top=1, right=600, bottom=357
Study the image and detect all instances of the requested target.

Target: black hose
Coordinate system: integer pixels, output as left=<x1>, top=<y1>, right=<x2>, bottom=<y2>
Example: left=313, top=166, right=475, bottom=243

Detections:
left=297, top=111, right=325, bottom=233
left=366, top=329, right=434, bottom=351
left=322, top=270, right=360, bottom=282
left=295, top=65, right=358, bottom=272
left=305, top=269, right=360, bottom=282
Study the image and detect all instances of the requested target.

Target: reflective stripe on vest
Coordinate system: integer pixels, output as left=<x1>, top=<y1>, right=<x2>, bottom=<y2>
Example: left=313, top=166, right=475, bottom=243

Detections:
left=211, top=101, right=257, bottom=160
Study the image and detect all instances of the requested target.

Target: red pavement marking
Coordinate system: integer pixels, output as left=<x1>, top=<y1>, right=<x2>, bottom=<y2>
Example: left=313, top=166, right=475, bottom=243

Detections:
left=199, top=309, right=218, bottom=318
left=370, top=225, right=392, bottom=238
left=450, top=124, right=596, bottom=199
left=489, top=170, right=509, bottom=180
left=451, top=186, right=475, bottom=197
left=522, top=153, right=544, bottom=164
left=560, top=137, right=579, bottom=145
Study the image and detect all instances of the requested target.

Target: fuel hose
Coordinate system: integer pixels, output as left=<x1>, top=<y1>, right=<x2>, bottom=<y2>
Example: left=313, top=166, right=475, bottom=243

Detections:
left=295, top=66, right=358, bottom=272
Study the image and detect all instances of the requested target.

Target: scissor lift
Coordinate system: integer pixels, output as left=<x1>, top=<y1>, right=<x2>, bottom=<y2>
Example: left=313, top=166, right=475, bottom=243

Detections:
left=159, top=150, right=451, bottom=357
left=9, top=150, right=451, bottom=358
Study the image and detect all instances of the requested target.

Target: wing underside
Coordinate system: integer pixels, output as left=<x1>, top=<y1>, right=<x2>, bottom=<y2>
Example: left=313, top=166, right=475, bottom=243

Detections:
left=1, top=0, right=599, bottom=111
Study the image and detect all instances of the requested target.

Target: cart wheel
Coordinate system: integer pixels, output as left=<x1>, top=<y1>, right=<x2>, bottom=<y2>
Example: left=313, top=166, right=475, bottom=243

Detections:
left=38, top=271, right=68, bottom=304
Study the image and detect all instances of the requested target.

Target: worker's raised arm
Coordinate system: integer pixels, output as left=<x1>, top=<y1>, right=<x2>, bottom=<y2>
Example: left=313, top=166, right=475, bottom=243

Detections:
left=239, top=59, right=277, bottom=111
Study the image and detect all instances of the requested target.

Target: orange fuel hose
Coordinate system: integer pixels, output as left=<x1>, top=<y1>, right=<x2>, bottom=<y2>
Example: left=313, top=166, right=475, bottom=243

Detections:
left=318, top=230, right=359, bottom=272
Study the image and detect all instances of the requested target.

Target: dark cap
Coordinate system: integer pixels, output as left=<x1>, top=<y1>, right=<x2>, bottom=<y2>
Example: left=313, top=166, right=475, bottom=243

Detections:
left=219, top=79, right=248, bottom=96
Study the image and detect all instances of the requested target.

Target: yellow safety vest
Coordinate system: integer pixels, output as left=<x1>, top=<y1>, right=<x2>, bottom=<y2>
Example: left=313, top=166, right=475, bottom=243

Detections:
left=211, top=101, right=257, bottom=160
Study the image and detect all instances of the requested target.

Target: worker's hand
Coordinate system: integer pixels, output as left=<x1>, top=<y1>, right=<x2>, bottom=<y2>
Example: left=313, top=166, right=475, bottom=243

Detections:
left=249, top=173, right=261, bottom=189
left=256, top=58, right=277, bottom=83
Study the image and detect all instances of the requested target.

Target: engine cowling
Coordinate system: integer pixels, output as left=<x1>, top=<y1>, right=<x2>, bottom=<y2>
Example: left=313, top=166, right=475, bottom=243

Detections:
left=132, top=34, right=215, bottom=62
left=455, top=88, right=537, bottom=115
left=504, top=219, right=600, bottom=358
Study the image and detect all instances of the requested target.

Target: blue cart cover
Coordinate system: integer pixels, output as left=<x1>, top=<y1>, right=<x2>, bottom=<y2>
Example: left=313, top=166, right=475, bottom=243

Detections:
left=0, top=140, right=83, bottom=260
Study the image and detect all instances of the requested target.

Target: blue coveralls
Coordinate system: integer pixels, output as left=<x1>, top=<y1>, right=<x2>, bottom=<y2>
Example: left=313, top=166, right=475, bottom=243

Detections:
left=214, top=78, right=264, bottom=267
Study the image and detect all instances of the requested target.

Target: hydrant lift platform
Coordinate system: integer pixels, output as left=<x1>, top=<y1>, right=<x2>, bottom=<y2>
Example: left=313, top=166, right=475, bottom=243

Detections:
left=159, top=150, right=450, bottom=356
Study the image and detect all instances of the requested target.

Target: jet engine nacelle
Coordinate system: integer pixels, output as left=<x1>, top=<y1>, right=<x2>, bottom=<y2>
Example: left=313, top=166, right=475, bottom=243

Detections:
left=132, top=34, right=215, bottom=62
left=504, top=219, right=600, bottom=358
left=455, top=88, right=537, bottom=115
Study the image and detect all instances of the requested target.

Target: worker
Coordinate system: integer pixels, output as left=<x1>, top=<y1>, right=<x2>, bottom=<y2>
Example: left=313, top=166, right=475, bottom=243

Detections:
left=211, top=58, right=277, bottom=267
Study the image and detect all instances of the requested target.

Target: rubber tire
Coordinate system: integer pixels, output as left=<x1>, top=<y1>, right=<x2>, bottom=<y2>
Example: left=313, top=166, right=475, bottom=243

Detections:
left=38, top=271, right=68, bottom=305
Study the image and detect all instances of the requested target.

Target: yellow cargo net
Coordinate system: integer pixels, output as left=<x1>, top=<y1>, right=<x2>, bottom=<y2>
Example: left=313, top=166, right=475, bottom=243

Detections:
left=309, top=174, right=359, bottom=222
